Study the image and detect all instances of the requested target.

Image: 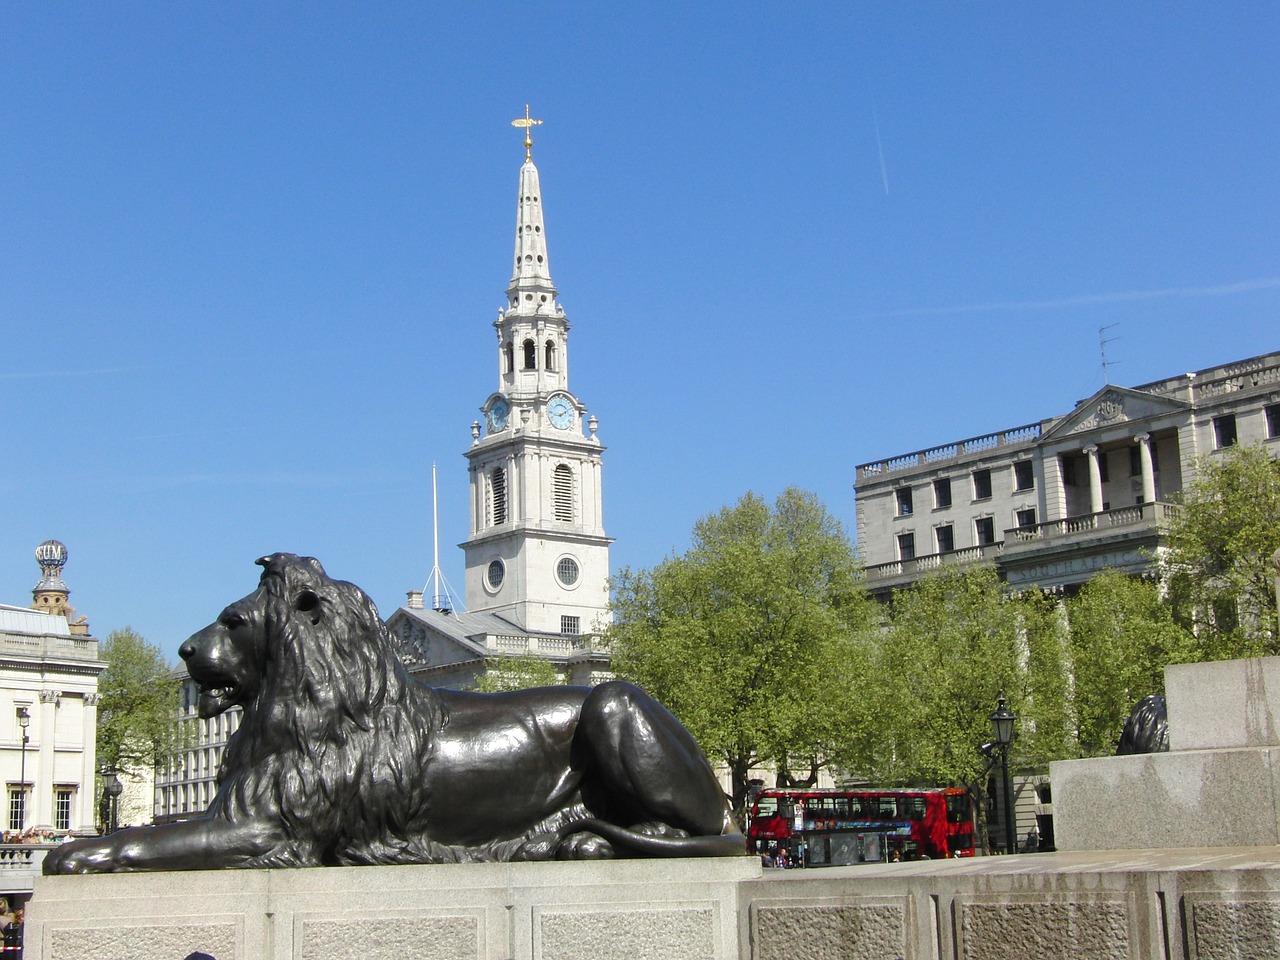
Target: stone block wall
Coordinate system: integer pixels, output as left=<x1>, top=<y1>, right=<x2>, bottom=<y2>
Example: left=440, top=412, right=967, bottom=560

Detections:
left=26, top=850, right=1280, bottom=960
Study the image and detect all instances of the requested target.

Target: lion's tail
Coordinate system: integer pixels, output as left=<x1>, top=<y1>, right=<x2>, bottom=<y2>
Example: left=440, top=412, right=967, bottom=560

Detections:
left=562, top=818, right=747, bottom=858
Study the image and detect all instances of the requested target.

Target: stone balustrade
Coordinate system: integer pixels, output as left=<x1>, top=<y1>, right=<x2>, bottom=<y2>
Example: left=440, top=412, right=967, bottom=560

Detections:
left=1005, top=501, right=1179, bottom=543
left=0, top=633, right=98, bottom=662
left=856, top=422, right=1043, bottom=482
left=484, top=634, right=602, bottom=655
left=864, top=543, right=1004, bottom=583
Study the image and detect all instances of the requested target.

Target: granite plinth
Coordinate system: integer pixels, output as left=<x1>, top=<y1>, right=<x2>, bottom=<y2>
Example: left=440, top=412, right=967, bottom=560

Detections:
left=28, top=857, right=757, bottom=960
left=1166, top=657, right=1280, bottom=751
left=1054, top=656, right=1280, bottom=853
left=26, top=848, right=1280, bottom=960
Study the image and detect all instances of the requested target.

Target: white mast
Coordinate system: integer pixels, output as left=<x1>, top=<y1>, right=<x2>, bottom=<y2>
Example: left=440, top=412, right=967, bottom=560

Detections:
left=423, top=461, right=461, bottom=613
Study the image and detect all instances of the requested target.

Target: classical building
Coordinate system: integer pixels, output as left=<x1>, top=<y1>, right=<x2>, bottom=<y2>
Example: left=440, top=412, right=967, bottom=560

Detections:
left=855, top=349, right=1280, bottom=596
left=0, top=541, right=105, bottom=899
left=387, top=113, right=612, bottom=688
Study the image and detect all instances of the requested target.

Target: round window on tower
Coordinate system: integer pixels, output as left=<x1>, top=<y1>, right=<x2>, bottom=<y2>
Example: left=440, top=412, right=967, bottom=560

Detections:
left=556, top=556, right=580, bottom=588
left=486, top=560, right=505, bottom=591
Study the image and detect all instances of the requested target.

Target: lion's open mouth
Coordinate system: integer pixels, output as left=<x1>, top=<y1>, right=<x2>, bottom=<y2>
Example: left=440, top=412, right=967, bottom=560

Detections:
left=195, top=681, right=239, bottom=717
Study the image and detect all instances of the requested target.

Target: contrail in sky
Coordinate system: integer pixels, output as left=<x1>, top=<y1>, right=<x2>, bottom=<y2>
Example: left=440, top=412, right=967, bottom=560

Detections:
left=864, top=277, right=1280, bottom=318
left=871, top=101, right=889, bottom=196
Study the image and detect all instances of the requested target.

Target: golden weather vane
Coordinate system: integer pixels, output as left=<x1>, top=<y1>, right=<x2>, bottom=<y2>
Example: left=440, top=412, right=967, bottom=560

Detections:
left=511, top=104, right=543, bottom=161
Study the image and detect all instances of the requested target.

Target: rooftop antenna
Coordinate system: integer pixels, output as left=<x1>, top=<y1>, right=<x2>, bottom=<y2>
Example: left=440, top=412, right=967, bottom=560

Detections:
left=1099, top=323, right=1122, bottom=384
left=426, top=463, right=462, bottom=614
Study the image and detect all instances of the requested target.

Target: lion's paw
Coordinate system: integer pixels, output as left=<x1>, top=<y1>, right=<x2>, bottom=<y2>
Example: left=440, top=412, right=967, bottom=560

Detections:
left=42, top=838, right=118, bottom=875
left=556, top=832, right=615, bottom=860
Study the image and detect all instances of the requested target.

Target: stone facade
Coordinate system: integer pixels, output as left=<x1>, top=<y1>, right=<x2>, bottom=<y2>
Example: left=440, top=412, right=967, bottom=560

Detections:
left=855, top=350, right=1280, bottom=595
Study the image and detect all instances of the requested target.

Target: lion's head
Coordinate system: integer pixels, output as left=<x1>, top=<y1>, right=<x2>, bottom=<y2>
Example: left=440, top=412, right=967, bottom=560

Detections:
left=179, top=553, right=404, bottom=722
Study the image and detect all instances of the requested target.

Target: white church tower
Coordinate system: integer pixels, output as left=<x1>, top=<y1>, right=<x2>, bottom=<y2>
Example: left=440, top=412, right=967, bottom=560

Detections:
left=461, top=109, right=612, bottom=636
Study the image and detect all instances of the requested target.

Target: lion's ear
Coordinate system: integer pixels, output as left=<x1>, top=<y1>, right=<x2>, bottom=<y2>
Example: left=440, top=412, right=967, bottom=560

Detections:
left=295, top=589, right=322, bottom=622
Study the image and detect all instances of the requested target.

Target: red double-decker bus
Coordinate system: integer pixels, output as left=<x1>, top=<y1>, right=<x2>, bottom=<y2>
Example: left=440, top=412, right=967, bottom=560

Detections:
left=747, top=787, right=976, bottom=866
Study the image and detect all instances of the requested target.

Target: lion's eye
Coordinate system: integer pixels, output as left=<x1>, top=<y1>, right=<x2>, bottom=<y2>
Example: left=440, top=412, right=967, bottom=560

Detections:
left=221, top=613, right=246, bottom=630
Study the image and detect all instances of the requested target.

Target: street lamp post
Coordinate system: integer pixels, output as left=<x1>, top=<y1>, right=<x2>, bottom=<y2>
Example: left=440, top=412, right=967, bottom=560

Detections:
left=101, top=767, right=123, bottom=834
left=16, top=707, right=29, bottom=832
left=989, top=693, right=1017, bottom=855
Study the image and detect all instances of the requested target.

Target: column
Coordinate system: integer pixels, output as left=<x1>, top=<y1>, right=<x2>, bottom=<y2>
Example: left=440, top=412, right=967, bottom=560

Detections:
left=33, top=689, right=58, bottom=829
left=1083, top=444, right=1104, bottom=514
left=1135, top=433, right=1157, bottom=504
left=80, top=693, right=100, bottom=833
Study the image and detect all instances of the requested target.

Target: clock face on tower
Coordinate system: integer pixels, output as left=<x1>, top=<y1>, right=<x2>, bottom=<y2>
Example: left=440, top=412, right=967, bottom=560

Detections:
left=486, top=397, right=510, bottom=433
left=546, top=395, right=574, bottom=430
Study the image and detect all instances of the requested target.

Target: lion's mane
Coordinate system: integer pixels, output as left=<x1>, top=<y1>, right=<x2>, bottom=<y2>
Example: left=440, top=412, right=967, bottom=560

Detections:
left=210, top=554, right=463, bottom=866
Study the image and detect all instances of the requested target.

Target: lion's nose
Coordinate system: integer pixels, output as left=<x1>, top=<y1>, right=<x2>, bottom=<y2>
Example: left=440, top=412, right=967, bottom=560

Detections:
left=179, top=638, right=197, bottom=661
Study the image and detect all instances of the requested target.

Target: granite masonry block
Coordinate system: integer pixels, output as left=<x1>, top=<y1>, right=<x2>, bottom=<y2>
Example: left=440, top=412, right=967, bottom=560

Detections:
left=1166, top=657, right=1280, bottom=751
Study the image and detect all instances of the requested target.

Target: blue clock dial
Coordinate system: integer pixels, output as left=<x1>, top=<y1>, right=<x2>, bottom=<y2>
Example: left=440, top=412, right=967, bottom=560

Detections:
left=547, top=396, right=574, bottom=430
left=486, top=398, right=510, bottom=433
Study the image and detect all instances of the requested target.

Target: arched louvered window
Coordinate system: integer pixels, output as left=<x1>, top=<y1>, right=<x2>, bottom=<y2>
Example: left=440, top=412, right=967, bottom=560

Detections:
left=544, top=339, right=557, bottom=371
left=491, top=468, right=507, bottom=525
left=522, top=339, right=537, bottom=370
left=553, top=463, right=574, bottom=522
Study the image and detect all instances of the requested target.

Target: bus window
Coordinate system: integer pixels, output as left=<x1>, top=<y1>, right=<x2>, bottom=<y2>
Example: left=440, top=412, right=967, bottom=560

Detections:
left=901, top=796, right=927, bottom=821
left=945, top=792, right=971, bottom=823
left=756, top=796, right=778, bottom=818
left=875, top=797, right=897, bottom=819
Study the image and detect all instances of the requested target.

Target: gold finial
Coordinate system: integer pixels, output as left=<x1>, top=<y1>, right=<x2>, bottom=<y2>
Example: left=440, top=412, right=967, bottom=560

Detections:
left=511, top=104, right=543, bottom=161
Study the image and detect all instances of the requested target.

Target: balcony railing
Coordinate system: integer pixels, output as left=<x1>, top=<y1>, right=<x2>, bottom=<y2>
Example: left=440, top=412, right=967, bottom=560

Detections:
left=856, top=422, right=1043, bottom=482
left=864, top=543, right=1005, bottom=583
left=0, top=633, right=99, bottom=662
left=483, top=634, right=606, bottom=656
left=1005, top=501, right=1180, bottom=543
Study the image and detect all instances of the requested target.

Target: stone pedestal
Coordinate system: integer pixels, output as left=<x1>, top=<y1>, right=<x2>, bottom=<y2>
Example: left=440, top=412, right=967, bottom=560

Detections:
left=27, top=857, right=758, bottom=960
left=27, top=848, right=1280, bottom=960
left=1052, top=656, right=1280, bottom=852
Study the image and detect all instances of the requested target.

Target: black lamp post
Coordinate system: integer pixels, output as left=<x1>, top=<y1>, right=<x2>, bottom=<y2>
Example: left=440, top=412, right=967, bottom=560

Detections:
left=989, top=693, right=1017, bottom=855
left=101, top=767, right=122, bottom=834
left=16, top=707, right=29, bottom=831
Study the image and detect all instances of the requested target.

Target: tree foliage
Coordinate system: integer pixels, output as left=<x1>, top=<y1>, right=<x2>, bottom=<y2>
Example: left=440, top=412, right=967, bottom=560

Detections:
left=1161, top=444, right=1280, bottom=657
left=872, top=567, right=1032, bottom=785
left=473, top=654, right=563, bottom=692
left=606, top=488, right=878, bottom=815
left=1064, top=570, right=1192, bottom=755
left=97, top=628, right=179, bottom=771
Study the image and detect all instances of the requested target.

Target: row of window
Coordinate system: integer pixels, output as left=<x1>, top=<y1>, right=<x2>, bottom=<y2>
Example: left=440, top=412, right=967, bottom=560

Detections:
left=504, top=338, right=559, bottom=375
left=6, top=785, right=75, bottom=832
left=895, top=462, right=1034, bottom=517
left=487, top=464, right=577, bottom=527
left=1215, top=405, right=1280, bottom=449
left=897, top=508, right=1037, bottom=560
left=485, top=556, right=581, bottom=592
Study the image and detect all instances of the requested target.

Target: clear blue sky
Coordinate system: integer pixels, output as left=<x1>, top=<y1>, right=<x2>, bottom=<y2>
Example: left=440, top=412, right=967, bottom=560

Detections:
left=3, top=3, right=1277, bottom=655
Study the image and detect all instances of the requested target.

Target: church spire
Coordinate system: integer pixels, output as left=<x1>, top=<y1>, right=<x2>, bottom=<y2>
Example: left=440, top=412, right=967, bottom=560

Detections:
left=506, top=106, right=556, bottom=307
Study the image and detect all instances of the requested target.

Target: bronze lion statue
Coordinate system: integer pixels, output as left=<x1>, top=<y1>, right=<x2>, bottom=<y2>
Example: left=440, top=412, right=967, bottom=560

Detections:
left=45, top=554, right=743, bottom=873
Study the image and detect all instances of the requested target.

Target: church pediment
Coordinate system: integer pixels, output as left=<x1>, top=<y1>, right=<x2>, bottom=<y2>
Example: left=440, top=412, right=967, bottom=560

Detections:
left=1041, top=385, right=1190, bottom=441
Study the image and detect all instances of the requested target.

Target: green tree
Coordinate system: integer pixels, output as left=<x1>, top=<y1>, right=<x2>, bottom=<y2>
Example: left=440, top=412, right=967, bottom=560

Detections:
left=1161, top=444, right=1280, bottom=657
left=606, top=488, right=878, bottom=815
left=473, top=654, right=563, bottom=692
left=1065, top=570, right=1192, bottom=755
left=873, top=566, right=1027, bottom=787
left=97, top=628, right=179, bottom=772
